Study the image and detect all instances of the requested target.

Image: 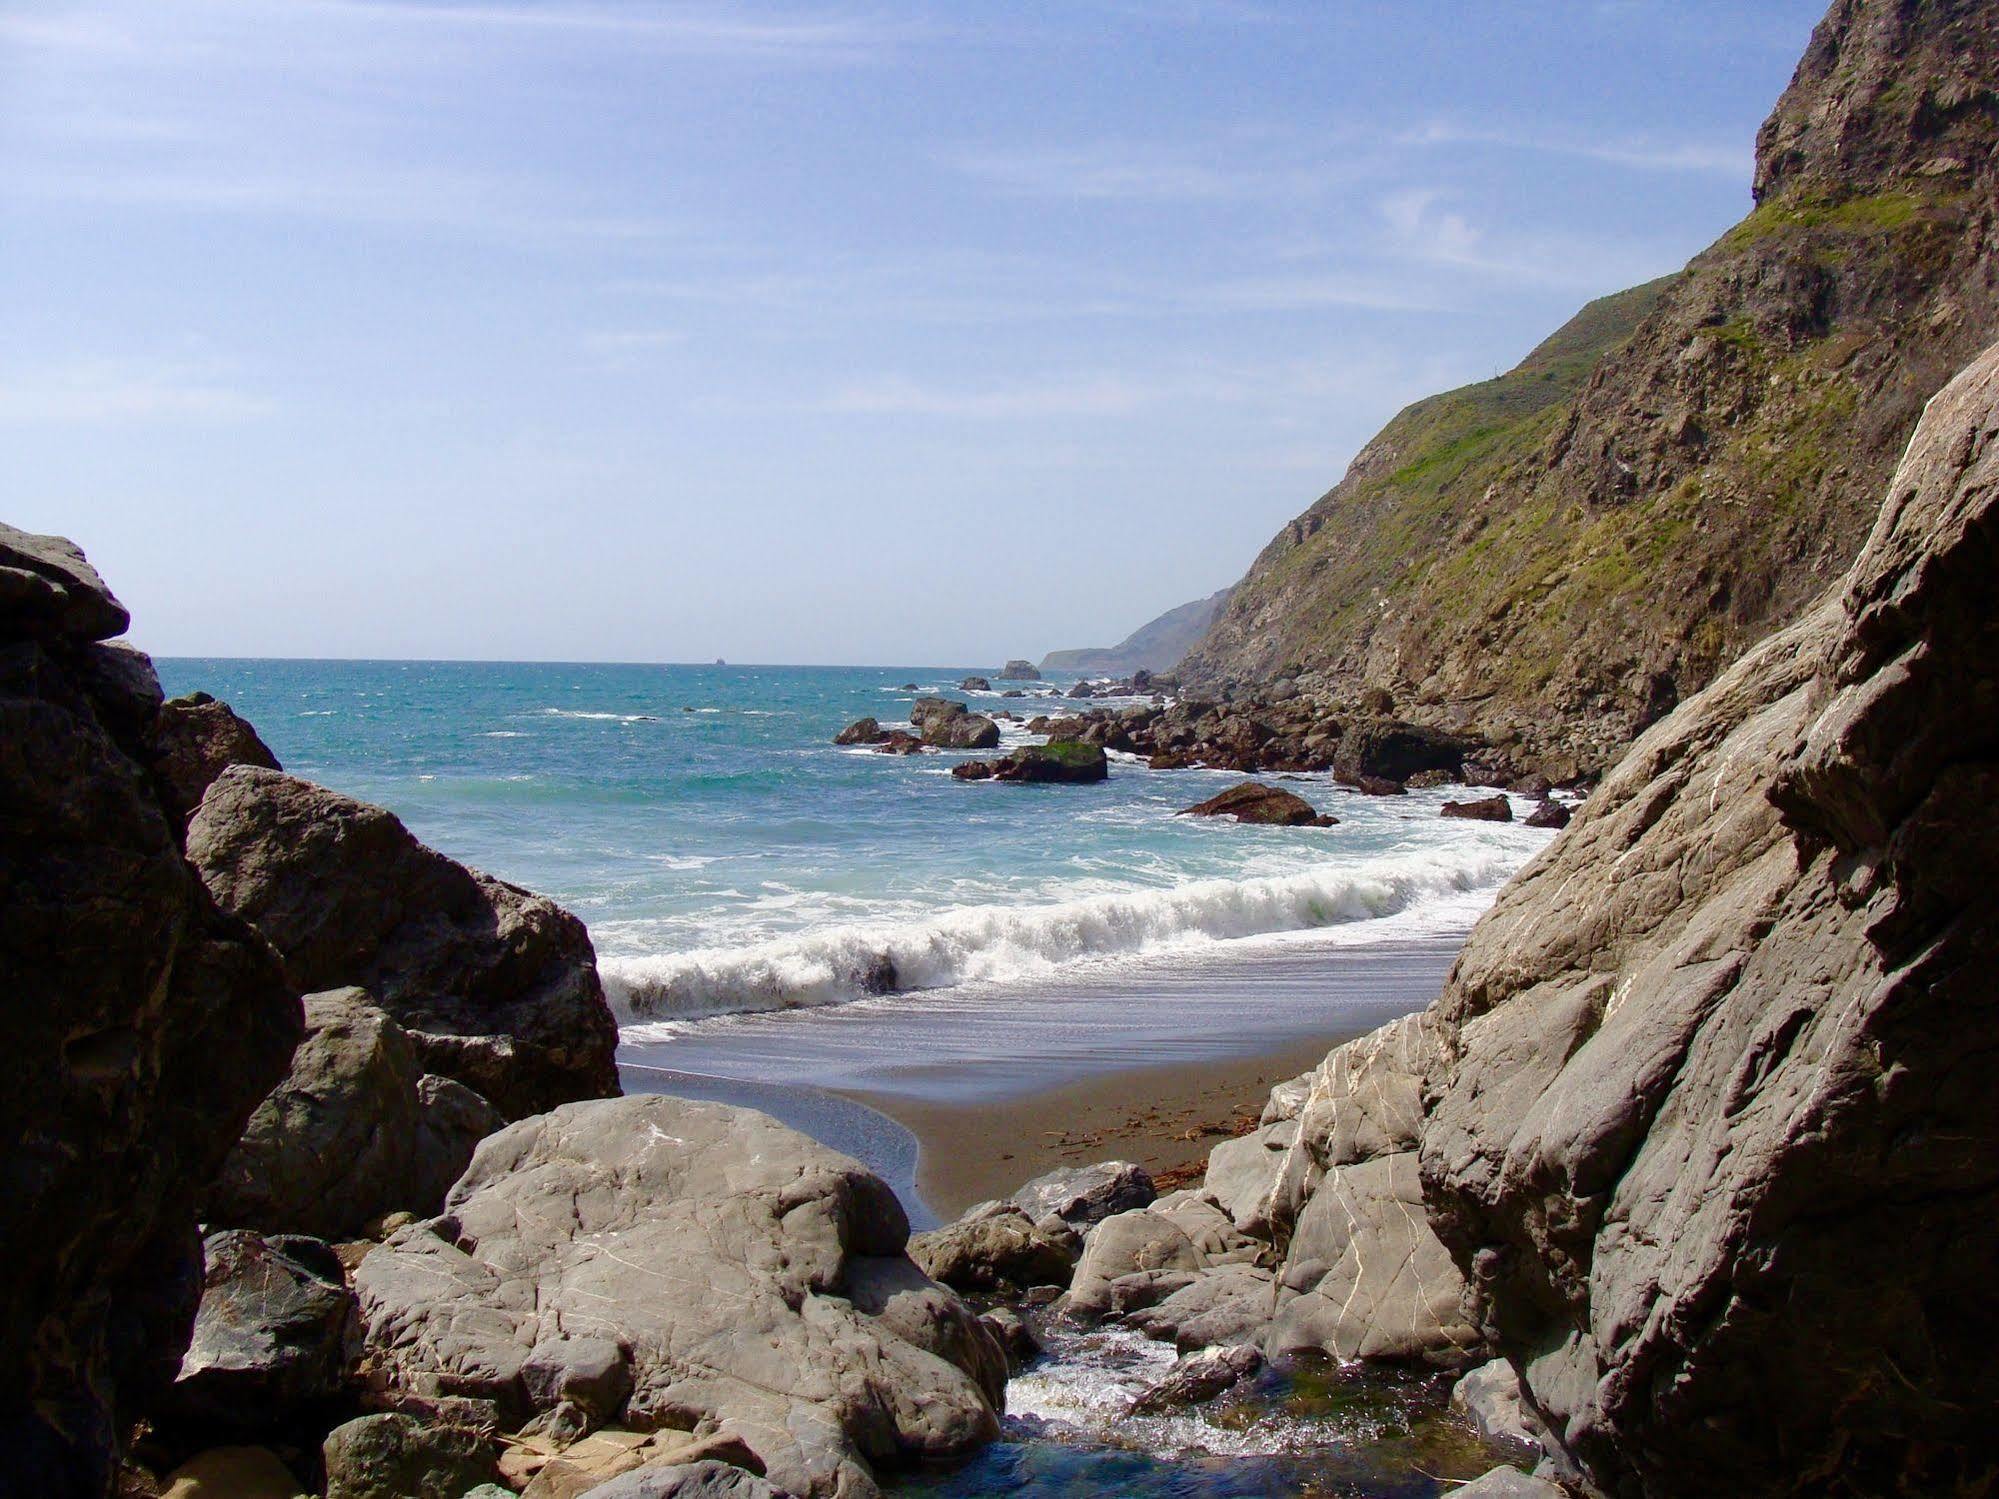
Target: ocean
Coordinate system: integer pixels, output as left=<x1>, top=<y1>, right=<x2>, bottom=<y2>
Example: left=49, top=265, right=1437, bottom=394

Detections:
left=156, top=658, right=1551, bottom=1060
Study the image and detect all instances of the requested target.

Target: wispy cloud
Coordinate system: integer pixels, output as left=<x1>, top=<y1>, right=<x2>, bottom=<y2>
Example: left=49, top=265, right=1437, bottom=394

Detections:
left=1402, top=119, right=1751, bottom=177
left=942, top=140, right=1369, bottom=204
left=0, top=358, right=273, bottom=425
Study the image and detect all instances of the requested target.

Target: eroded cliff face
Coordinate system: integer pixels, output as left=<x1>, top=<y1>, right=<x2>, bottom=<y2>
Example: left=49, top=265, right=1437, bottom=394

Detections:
left=1419, top=339, right=1999, bottom=1494
left=1181, top=0, right=1998, bottom=778
left=0, top=526, right=301, bottom=1498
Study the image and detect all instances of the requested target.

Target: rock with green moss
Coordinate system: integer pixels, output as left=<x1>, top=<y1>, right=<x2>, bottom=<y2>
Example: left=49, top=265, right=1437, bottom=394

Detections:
left=990, top=741, right=1108, bottom=784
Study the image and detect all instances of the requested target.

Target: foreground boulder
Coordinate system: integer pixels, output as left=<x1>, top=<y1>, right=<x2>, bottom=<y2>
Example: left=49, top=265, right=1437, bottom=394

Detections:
left=148, top=692, right=281, bottom=830
left=161, top=1231, right=356, bottom=1438
left=1010, top=1160, right=1154, bottom=1231
left=0, top=523, right=302, bottom=1495
left=908, top=1202, right=1076, bottom=1292
left=354, top=1096, right=1003, bottom=1498
left=1420, top=341, right=1999, bottom=1491
left=205, top=988, right=505, bottom=1240
left=187, top=767, right=620, bottom=1118
left=1177, top=782, right=1335, bottom=827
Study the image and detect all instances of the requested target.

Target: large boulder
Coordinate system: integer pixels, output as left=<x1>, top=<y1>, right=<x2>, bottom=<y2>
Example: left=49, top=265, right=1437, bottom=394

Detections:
left=1421, top=341, right=1999, bottom=1491
left=921, top=712, right=1000, bottom=751
left=321, top=1412, right=495, bottom=1499
left=162, top=1231, right=356, bottom=1437
left=148, top=693, right=281, bottom=830
left=1332, top=719, right=1468, bottom=783
left=991, top=742, right=1107, bottom=783
left=206, top=988, right=505, bottom=1240
left=907, top=1202, right=1075, bottom=1292
left=0, top=525, right=302, bottom=1496
left=1009, top=1160, right=1154, bottom=1232
left=997, top=660, right=1040, bottom=681
left=186, top=767, right=619, bottom=1117
left=1177, top=782, right=1335, bottom=827
left=353, top=1096, right=1003, bottom=1498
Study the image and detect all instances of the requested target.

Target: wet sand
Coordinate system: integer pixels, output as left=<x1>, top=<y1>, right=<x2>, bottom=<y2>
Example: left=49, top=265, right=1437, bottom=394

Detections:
left=845, top=1031, right=1347, bottom=1220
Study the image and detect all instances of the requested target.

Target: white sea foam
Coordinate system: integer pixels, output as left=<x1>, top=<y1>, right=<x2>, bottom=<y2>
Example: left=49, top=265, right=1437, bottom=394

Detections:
left=600, top=846, right=1517, bottom=1022
left=541, top=708, right=659, bottom=723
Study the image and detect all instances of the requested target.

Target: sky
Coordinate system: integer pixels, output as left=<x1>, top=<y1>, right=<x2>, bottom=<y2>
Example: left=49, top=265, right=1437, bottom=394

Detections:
left=1, top=0, right=1829, bottom=665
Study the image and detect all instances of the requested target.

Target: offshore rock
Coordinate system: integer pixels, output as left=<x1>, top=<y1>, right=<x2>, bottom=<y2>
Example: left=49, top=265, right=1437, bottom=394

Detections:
left=1421, top=340, right=1999, bottom=1492
left=354, top=1096, right=1003, bottom=1499
left=1177, top=782, right=1335, bottom=827
left=186, top=767, right=620, bottom=1118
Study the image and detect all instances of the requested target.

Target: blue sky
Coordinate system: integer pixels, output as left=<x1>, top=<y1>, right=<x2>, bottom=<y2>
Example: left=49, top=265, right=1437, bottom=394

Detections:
left=2, top=0, right=1826, bottom=664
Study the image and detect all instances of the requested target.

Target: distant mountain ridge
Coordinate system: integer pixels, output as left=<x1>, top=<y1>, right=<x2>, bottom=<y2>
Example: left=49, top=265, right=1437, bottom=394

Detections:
left=1040, top=587, right=1232, bottom=675
left=1180, top=0, right=1999, bottom=776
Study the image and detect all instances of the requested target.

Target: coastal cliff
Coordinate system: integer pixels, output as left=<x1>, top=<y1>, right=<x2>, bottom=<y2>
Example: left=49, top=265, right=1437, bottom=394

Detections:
left=1181, top=0, right=1999, bottom=777
left=1040, top=587, right=1232, bottom=676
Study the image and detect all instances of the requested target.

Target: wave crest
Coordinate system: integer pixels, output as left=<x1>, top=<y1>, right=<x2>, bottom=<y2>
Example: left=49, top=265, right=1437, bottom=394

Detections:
left=600, top=850, right=1515, bottom=1023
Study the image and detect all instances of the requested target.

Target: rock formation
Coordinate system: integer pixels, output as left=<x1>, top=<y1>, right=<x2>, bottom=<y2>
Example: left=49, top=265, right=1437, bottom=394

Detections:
left=353, top=1095, right=1004, bottom=1498
left=1177, top=782, right=1336, bottom=827
left=1418, top=335, right=1999, bottom=1495
left=186, top=767, right=620, bottom=1118
left=1182, top=0, right=1999, bottom=776
left=0, top=523, right=302, bottom=1498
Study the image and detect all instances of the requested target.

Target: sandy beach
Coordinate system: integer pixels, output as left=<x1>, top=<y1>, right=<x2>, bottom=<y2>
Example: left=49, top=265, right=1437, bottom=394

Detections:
left=845, top=1031, right=1345, bottom=1219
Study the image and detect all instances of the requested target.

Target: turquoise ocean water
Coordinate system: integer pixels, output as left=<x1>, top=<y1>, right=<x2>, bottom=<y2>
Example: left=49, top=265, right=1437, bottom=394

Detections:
left=156, top=658, right=1550, bottom=1040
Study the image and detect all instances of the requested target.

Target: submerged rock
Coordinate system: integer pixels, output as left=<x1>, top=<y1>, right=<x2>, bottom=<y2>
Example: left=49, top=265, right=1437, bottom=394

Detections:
left=354, top=1095, right=1003, bottom=1498
left=1177, top=782, right=1335, bottom=827
left=1127, top=1344, right=1262, bottom=1415
left=186, top=767, right=620, bottom=1117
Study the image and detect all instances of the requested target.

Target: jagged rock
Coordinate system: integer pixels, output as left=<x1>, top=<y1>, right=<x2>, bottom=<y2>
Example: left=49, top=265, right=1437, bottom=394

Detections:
left=1127, top=1345, right=1262, bottom=1415
left=206, top=988, right=504, bottom=1241
left=577, top=1461, right=778, bottom=1499
left=158, top=1447, right=307, bottom=1499
left=321, top=1412, right=495, bottom=1499
left=520, top=1336, right=632, bottom=1425
left=907, top=1202, right=1075, bottom=1292
left=1421, top=341, right=1999, bottom=1491
left=1176, top=782, right=1335, bottom=827
left=148, top=694, right=280, bottom=830
left=977, top=1308, right=1038, bottom=1372
left=186, top=767, right=619, bottom=1117
left=1334, top=720, right=1468, bottom=783
left=990, top=742, right=1107, bottom=784
left=958, top=677, right=990, bottom=692
left=832, top=717, right=884, bottom=746
left=907, top=698, right=965, bottom=731
left=0, top=526, right=302, bottom=1496
left=0, top=520, right=130, bottom=640
left=354, top=1096, right=1002, bottom=1498
left=1522, top=799, right=1571, bottom=829
left=1202, top=1121, right=1298, bottom=1237
left=1440, top=795, right=1512, bottom=822
left=1450, top=1359, right=1545, bottom=1453
left=921, top=712, right=1000, bottom=750
left=161, top=1231, right=356, bottom=1435
left=1009, top=1160, right=1155, bottom=1232
left=1182, top=0, right=1999, bottom=781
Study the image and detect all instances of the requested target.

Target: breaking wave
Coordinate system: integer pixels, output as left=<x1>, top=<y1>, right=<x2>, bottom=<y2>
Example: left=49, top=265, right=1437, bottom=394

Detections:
left=600, top=848, right=1515, bottom=1022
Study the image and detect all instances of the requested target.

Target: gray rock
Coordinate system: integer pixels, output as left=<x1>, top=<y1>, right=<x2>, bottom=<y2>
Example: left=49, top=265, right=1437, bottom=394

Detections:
left=1128, top=1344, right=1262, bottom=1415
left=1009, top=1160, right=1155, bottom=1232
left=187, top=767, right=620, bottom=1117
left=1450, top=1358, right=1542, bottom=1452
left=0, top=520, right=130, bottom=639
left=163, top=1230, right=356, bottom=1434
left=1202, top=1120, right=1298, bottom=1237
left=206, top=988, right=504, bottom=1240
left=1454, top=1469, right=1563, bottom=1499
left=908, top=1201, right=1076, bottom=1291
left=1421, top=341, right=1999, bottom=1489
left=579, top=1462, right=778, bottom=1499
left=354, top=1096, right=1002, bottom=1498
left=322, top=1412, right=495, bottom=1499
left=1332, top=718, right=1467, bottom=784
left=922, top=712, right=1000, bottom=750
left=520, top=1336, right=632, bottom=1425
left=977, top=1307, right=1038, bottom=1372
left=1125, top=1263, right=1276, bottom=1352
